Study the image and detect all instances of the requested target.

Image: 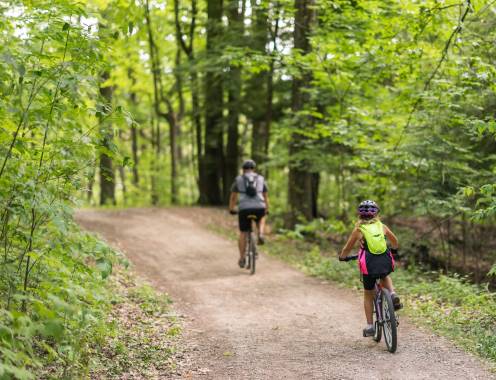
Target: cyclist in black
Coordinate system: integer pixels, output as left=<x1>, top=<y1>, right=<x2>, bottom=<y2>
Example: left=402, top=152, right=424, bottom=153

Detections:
left=229, top=160, right=269, bottom=268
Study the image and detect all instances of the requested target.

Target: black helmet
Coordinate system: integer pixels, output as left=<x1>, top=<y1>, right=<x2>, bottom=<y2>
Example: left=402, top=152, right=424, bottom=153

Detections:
left=242, top=159, right=256, bottom=170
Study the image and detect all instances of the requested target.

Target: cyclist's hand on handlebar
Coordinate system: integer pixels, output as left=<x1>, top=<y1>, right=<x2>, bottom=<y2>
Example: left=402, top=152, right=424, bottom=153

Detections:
left=339, top=255, right=358, bottom=262
left=391, top=248, right=400, bottom=260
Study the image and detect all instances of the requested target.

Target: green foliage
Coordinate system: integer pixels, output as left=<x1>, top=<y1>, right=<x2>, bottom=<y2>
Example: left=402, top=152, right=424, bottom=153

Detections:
left=0, top=1, right=126, bottom=377
left=89, top=271, right=180, bottom=379
left=0, top=224, right=120, bottom=378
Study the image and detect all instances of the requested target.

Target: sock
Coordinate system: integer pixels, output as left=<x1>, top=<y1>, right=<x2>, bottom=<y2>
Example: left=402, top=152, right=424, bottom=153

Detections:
left=367, top=324, right=373, bottom=329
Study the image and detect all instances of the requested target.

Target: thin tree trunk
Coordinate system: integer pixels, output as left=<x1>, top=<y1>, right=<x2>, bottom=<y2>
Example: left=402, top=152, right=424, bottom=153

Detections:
left=129, top=73, right=140, bottom=186
left=224, top=0, right=245, bottom=202
left=287, top=0, right=317, bottom=227
left=144, top=0, right=179, bottom=204
left=87, top=169, right=95, bottom=203
left=99, top=71, right=116, bottom=206
left=150, top=116, right=159, bottom=205
left=247, top=0, right=270, bottom=171
left=263, top=5, right=280, bottom=180
left=202, top=0, right=224, bottom=205
left=174, top=0, right=205, bottom=202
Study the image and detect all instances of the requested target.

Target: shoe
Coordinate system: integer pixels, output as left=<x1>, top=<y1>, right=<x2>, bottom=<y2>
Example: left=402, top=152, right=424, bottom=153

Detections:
left=238, top=257, right=246, bottom=268
left=258, top=234, right=265, bottom=245
left=391, top=293, right=403, bottom=310
left=363, top=326, right=375, bottom=337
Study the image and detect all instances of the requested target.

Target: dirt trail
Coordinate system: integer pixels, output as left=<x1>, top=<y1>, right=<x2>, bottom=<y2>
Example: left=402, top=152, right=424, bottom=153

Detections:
left=76, top=208, right=494, bottom=380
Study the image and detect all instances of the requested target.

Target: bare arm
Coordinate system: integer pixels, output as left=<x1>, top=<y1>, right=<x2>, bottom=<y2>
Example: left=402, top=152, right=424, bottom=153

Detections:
left=384, top=224, right=399, bottom=249
left=229, top=192, right=238, bottom=211
left=339, top=228, right=361, bottom=259
left=263, top=192, right=269, bottom=212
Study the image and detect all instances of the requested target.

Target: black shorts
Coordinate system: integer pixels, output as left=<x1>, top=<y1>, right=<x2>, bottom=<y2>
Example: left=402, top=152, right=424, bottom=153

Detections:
left=362, top=273, right=390, bottom=291
left=238, top=208, right=266, bottom=232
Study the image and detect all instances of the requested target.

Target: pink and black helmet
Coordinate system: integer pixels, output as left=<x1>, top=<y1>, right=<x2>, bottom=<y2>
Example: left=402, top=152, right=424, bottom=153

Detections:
left=358, top=200, right=379, bottom=219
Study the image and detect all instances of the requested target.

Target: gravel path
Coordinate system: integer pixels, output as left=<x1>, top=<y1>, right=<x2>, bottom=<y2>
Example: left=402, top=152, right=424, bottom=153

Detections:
left=76, top=208, right=494, bottom=380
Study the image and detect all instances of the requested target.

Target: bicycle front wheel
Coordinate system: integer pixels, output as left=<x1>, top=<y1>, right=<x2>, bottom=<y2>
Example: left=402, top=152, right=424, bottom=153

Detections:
left=373, top=299, right=382, bottom=343
left=381, top=288, right=398, bottom=353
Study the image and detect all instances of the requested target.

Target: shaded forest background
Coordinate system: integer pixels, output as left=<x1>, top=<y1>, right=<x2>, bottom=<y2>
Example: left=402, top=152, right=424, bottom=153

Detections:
left=2, top=0, right=496, bottom=283
left=86, top=0, right=496, bottom=282
left=1, top=0, right=495, bottom=290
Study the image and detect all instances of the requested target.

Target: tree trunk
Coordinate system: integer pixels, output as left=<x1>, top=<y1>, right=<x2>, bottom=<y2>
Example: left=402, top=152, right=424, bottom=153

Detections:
left=174, top=0, right=205, bottom=203
left=130, top=121, right=139, bottom=186
left=224, top=0, right=245, bottom=202
left=144, top=0, right=179, bottom=204
left=99, top=71, right=116, bottom=206
left=263, top=5, right=280, bottom=180
left=202, top=0, right=224, bottom=205
left=247, top=1, right=270, bottom=171
left=150, top=117, right=160, bottom=205
left=129, top=73, right=140, bottom=186
left=287, top=0, right=317, bottom=227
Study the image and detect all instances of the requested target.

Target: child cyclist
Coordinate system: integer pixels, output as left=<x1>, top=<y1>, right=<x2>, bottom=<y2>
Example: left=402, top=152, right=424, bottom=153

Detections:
left=339, top=200, right=402, bottom=337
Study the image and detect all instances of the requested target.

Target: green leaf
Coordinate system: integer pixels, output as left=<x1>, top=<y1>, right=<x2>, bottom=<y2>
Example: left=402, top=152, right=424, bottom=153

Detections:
left=96, top=257, right=112, bottom=279
left=41, top=320, right=64, bottom=341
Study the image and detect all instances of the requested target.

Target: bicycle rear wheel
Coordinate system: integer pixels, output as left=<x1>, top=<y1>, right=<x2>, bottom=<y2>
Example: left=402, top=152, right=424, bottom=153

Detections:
left=249, top=232, right=256, bottom=275
left=381, top=288, right=398, bottom=353
left=245, top=233, right=251, bottom=270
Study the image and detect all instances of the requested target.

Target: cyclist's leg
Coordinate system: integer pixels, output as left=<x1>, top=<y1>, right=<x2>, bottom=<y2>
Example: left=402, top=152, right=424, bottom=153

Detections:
left=255, top=209, right=267, bottom=244
left=258, top=215, right=266, bottom=235
left=238, top=232, right=247, bottom=259
left=364, top=290, right=374, bottom=325
left=380, top=275, right=402, bottom=309
left=363, top=275, right=376, bottom=325
left=379, top=275, right=395, bottom=293
left=238, top=211, right=251, bottom=262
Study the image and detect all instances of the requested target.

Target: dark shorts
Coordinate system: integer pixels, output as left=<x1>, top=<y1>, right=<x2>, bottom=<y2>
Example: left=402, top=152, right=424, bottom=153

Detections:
left=238, top=208, right=266, bottom=232
left=358, top=248, right=394, bottom=290
left=362, top=273, right=390, bottom=290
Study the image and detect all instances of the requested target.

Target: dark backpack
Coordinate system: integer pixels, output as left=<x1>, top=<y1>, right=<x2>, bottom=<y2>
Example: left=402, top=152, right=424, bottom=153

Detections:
left=243, top=174, right=258, bottom=197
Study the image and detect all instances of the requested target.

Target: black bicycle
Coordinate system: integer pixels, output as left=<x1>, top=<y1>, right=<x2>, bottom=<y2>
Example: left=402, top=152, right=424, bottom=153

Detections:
left=231, top=211, right=258, bottom=275
left=340, top=255, right=399, bottom=353
left=245, top=214, right=258, bottom=275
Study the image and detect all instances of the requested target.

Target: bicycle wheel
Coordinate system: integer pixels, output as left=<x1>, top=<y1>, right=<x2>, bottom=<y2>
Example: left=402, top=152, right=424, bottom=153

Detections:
left=381, top=288, right=398, bottom=353
left=373, top=298, right=382, bottom=343
left=245, top=233, right=251, bottom=270
left=249, top=232, right=256, bottom=275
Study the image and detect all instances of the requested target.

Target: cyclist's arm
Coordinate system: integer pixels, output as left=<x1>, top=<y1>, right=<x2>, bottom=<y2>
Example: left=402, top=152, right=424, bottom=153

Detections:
left=263, top=191, right=269, bottom=212
left=229, top=192, right=238, bottom=211
left=384, top=225, right=399, bottom=249
left=339, top=228, right=361, bottom=259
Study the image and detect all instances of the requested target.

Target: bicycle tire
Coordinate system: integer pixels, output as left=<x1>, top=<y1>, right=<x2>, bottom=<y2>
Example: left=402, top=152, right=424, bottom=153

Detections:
left=381, top=288, right=398, bottom=353
left=373, top=299, right=382, bottom=343
left=250, top=232, right=256, bottom=275
left=245, top=233, right=251, bottom=270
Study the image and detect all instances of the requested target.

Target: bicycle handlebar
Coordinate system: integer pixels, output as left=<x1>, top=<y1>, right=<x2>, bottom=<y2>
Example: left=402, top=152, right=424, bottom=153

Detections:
left=339, top=255, right=358, bottom=262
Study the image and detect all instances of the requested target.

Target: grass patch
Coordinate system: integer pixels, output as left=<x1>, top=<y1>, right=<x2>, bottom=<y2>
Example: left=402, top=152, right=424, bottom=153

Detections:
left=88, top=269, right=181, bottom=379
left=207, top=222, right=496, bottom=366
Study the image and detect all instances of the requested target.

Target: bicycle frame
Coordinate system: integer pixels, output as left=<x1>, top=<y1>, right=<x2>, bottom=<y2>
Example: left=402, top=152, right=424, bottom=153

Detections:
left=374, top=282, right=384, bottom=324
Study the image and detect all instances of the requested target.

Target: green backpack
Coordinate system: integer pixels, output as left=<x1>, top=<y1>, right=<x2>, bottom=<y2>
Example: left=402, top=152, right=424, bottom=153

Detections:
left=359, top=220, right=388, bottom=254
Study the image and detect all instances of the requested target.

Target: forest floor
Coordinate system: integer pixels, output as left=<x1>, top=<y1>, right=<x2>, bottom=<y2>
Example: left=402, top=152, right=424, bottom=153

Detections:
left=76, top=207, right=494, bottom=380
